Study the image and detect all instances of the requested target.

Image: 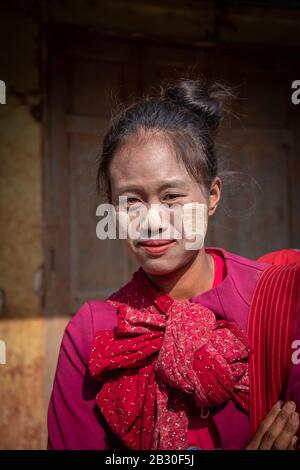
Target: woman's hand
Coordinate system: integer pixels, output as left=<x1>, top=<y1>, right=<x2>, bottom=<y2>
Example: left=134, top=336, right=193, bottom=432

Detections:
left=246, top=400, right=299, bottom=450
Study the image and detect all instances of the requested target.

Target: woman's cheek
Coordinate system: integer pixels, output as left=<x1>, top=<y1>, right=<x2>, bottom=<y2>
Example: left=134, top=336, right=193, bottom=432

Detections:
left=182, top=203, right=208, bottom=251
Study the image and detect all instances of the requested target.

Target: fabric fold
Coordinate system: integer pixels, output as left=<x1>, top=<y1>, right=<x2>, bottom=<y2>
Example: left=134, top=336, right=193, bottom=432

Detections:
left=88, top=267, right=252, bottom=450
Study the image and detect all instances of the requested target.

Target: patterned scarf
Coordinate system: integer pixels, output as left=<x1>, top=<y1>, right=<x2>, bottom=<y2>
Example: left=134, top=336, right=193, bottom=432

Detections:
left=88, top=267, right=252, bottom=450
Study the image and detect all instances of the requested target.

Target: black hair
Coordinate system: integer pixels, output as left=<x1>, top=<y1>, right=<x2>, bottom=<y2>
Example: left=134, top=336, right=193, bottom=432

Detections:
left=97, top=76, right=235, bottom=202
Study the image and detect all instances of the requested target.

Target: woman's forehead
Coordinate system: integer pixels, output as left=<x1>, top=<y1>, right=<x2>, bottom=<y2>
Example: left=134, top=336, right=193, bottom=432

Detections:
left=109, top=134, right=190, bottom=181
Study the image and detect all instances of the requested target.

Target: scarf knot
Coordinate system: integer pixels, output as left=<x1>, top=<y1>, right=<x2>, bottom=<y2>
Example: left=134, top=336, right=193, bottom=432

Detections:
left=88, top=268, right=252, bottom=450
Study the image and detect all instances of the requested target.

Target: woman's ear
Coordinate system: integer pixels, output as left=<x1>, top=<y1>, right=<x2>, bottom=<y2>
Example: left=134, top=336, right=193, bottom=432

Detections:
left=208, top=177, right=222, bottom=216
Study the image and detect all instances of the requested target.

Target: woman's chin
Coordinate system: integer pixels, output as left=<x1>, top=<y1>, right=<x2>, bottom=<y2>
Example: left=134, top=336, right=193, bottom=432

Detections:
left=135, top=254, right=187, bottom=276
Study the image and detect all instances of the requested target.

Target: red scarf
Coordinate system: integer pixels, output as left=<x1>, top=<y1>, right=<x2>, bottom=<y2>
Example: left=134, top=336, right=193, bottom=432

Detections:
left=88, top=267, right=252, bottom=450
left=248, top=262, right=300, bottom=437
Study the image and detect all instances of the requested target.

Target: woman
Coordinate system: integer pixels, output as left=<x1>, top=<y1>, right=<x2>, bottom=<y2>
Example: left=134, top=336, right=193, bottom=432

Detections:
left=47, top=78, right=300, bottom=450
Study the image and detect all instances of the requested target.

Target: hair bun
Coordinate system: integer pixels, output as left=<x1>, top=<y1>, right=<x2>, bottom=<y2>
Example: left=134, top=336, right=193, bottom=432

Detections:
left=161, top=78, right=231, bottom=132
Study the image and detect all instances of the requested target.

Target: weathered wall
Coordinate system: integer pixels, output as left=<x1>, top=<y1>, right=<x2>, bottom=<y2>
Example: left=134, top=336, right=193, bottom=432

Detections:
left=0, top=317, right=68, bottom=449
left=0, top=3, right=42, bottom=317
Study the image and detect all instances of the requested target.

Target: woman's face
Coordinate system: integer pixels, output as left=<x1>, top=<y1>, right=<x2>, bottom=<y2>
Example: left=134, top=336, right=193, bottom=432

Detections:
left=108, top=131, right=221, bottom=275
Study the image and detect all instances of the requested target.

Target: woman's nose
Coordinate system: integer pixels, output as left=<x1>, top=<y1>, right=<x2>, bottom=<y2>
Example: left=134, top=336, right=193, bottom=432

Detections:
left=139, top=204, right=170, bottom=238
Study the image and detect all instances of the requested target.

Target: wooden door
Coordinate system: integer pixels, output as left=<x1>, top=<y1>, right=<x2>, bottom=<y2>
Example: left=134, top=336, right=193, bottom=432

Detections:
left=212, top=48, right=299, bottom=258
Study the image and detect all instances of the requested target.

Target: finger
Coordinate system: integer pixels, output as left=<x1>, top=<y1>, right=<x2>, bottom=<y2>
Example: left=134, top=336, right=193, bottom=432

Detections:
left=272, top=412, right=299, bottom=450
left=287, top=436, right=298, bottom=450
left=246, top=400, right=283, bottom=450
left=259, top=401, right=296, bottom=450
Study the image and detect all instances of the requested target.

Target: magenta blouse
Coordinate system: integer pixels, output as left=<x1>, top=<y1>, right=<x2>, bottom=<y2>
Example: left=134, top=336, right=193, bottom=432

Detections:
left=47, top=247, right=300, bottom=450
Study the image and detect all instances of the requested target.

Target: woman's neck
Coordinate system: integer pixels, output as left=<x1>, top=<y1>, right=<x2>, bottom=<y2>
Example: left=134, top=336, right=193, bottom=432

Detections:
left=145, top=249, right=215, bottom=301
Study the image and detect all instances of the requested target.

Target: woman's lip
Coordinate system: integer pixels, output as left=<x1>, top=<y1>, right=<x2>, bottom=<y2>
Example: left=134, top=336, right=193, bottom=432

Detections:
left=138, top=240, right=176, bottom=255
left=138, top=240, right=175, bottom=247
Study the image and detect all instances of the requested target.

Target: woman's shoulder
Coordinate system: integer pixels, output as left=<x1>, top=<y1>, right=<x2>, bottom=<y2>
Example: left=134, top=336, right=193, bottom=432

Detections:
left=206, top=246, right=271, bottom=285
left=62, top=300, right=118, bottom=363
left=67, top=300, right=118, bottom=335
left=209, top=246, right=270, bottom=269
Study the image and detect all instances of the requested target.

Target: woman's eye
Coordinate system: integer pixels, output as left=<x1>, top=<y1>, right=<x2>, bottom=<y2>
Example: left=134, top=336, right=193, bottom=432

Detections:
left=164, top=194, right=184, bottom=201
left=127, top=197, right=142, bottom=205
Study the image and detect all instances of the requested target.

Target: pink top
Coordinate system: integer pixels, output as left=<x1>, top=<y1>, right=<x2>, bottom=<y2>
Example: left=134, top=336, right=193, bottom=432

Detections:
left=47, top=246, right=300, bottom=450
left=186, top=250, right=226, bottom=450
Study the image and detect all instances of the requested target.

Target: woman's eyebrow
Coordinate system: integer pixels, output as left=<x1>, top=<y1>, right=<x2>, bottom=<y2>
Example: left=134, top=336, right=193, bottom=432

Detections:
left=158, top=179, right=187, bottom=190
left=118, top=179, right=187, bottom=193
